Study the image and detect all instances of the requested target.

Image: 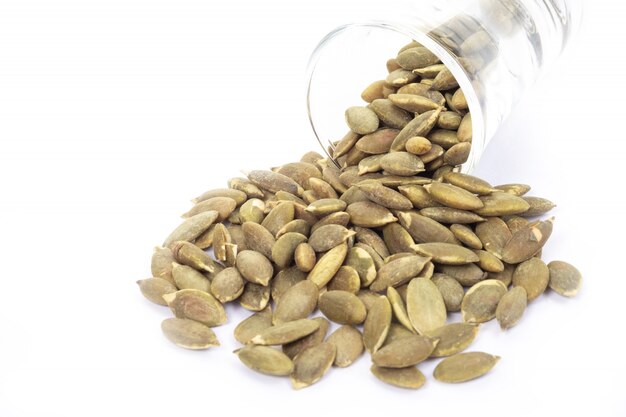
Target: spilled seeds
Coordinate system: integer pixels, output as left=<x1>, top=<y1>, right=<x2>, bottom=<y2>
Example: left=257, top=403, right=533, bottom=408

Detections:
left=139, top=39, right=581, bottom=390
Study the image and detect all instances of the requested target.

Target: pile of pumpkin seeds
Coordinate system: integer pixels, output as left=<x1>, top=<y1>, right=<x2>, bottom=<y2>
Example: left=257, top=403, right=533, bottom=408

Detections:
left=138, top=40, right=581, bottom=390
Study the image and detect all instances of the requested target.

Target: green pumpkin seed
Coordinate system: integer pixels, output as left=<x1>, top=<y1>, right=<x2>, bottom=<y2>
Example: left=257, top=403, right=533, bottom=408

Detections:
left=439, top=263, right=486, bottom=287
left=290, top=342, right=336, bottom=389
left=424, top=182, right=483, bottom=210
left=236, top=250, right=274, bottom=286
left=250, top=319, right=320, bottom=345
left=430, top=67, right=458, bottom=91
left=406, top=278, right=447, bottom=334
left=235, top=345, right=294, bottom=376
left=368, top=99, right=413, bottom=129
left=369, top=254, right=431, bottom=292
left=371, top=365, right=426, bottom=390
left=361, top=80, right=386, bottom=103
left=327, top=325, right=364, bottom=368
left=494, top=183, right=531, bottom=196
left=512, top=257, right=550, bottom=301
left=363, top=296, right=392, bottom=353
left=355, top=128, right=399, bottom=154
left=328, top=266, right=361, bottom=294
left=137, top=278, right=177, bottom=306
left=474, top=250, right=505, bottom=273
left=346, top=201, right=397, bottom=228
left=354, top=226, right=391, bottom=258
left=308, top=225, right=355, bottom=252
left=461, top=279, right=507, bottom=323
left=319, top=290, right=367, bottom=325
left=397, top=185, right=439, bottom=209
left=247, top=170, right=304, bottom=196
left=397, top=211, right=458, bottom=244
left=386, top=68, right=419, bottom=87
left=282, top=317, right=330, bottom=359
left=345, top=106, right=379, bottom=134
left=239, top=198, right=266, bottom=224
left=357, top=181, right=413, bottom=210
left=372, top=334, right=438, bottom=368
left=380, top=152, right=425, bottom=176
left=431, top=273, right=465, bottom=312
left=294, top=243, right=316, bottom=273
left=387, top=287, right=414, bottom=332
left=163, top=289, right=227, bottom=327
left=396, top=46, right=439, bottom=70
left=274, top=162, right=322, bottom=189
left=272, top=232, right=308, bottom=269
left=438, top=111, right=462, bottom=130
left=306, top=198, right=347, bottom=216
left=344, top=246, right=377, bottom=287
left=388, top=93, right=441, bottom=113
left=412, top=242, right=479, bottom=265
left=210, top=267, right=245, bottom=303
left=161, top=318, right=219, bottom=350
left=273, top=280, right=319, bottom=325
left=228, top=177, right=264, bottom=198
left=496, top=286, right=527, bottom=330
left=443, top=142, right=472, bottom=165
left=240, top=282, right=270, bottom=312
left=307, top=243, right=349, bottom=288
left=382, top=223, right=415, bottom=254
left=163, top=210, right=219, bottom=248
left=475, top=217, right=512, bottom=259
left=261, top=202, right=295, bottom=236
left=271, top=267, right=306, bottom=302
left=391, top=109, right=442, bottom=151
left=241, top=221, right=275, bottom=259
left=234, top=310, right=273, bottom=344
left=182, top=197, right=237, bottom=222
left=405, top=136, right=433, bottom=155
left=192, top=188, right=248, bottom=205
left=426, top=323, right=479, bottom=357
left=433, top=352, right=500, bottom=383
left=428, top=129, right=460, bottom=150
left=151, top=246, right=176, bottom=285
left=443, top=172, right=496, bottom=195
left=547, top=261, right=582, bottom=297
left=450, top=224, right=483, bottom=249
left=502, top=218, right=553, bottom=264
left=474, top=192, right=531, bottom=217
left=171, top=263, right=211, bottom=292
left=420, top=207, right=485, bottom=224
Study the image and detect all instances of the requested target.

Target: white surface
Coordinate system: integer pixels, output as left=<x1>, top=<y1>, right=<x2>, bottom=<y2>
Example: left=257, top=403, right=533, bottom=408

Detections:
left=1, top=1, right=625, bottom=416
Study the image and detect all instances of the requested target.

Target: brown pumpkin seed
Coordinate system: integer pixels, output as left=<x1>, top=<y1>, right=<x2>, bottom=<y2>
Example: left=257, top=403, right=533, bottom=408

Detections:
left=361, top=80, right=386, bottom=103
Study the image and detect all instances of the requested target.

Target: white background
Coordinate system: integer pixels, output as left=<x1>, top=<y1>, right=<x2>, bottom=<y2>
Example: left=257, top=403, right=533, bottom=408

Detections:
left=1, top=1, right=625, bottom=416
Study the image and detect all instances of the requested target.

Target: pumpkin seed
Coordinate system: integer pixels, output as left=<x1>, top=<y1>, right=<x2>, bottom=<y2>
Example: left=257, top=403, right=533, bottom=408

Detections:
left=461, top=279, right=507, bottom=323
left=380, top=152, right=425, bottom=176
left=412, top=242, right=479, bottom=265
left=137, top=278, right=177, bottom=306
left=397, top=211, right=458, bottom=244
left=406, top=278, right=447, bottom=334
left=192, top=188, right=248, bottom=205
left=235, top=345, right=294, bottom=376
left=236, top=250, right=273, bottom=286
left=346, top=201, right=397, bottom=228
left=358, top=181, right=413, bottom=210
left=273, top=280, right=319, bottom=325
left=512, top=257, right=550, bottom=301
left=424, top=182, right=483, bottom=210
left=502, top=218, right=554, bottom=264
left=240, top=282, right=270, bottom=312
left=426, top=323, right=479, bottom=357
left=234, top=310, right=273, bottom=344
left=161, top=318, right=219, bottom=350
left=396, top=47, right=439, bottom=70
left=210, top=267, right=245, bottom=303
left=163, top=289, right=227, bottom=327
left=431, top=273, right=465, bottom=312
left=318, top=290, right=367, bottom=325
left=433, top=352, right=500, bottom=383
left=163, top=210, right=219, bottom=248
left=151, top=246, right=175, bottom=285
left=443, top=172, right=496, bottom=195
left=345, top=106, right=379, bottom=134
left=328, top=266, right=361, bottom=294
left=308, top=225, right=355, bottom=252
left=182, top=197, right=237, bottom=221
left=290, top=342, right=336, bottom=389
left=283, top=317, right=330, bottom=359
left=250, top=319, right=320, bottom=345
left=474, top=192, right=531, bottom=217
left=241, top=221, right=275, bottom=259
left=171, top=263, right=211, bottom=292
left=450, top=224, right=483, bottom=249
left=547, top=261, right=582, bottom=297
left=368, top=99, right=413, bottom=129
left=496, top=286, right=527, bottom=330
left=387, top=287, right=414, bottom=332
left=307, top=243, right=349, bottom=288
left=247, top=170, right=304, bottom=196
left=294, top=243, right=316, bottom=273
left=371, top=335, right=438, bottom=368
left=363, top=296, right=392, bottom=353
left=420, top=207, right=485, bottom=224
left=369, top=254, right=431, bottom=292
left=327, top=325, right=364, bottom=368
left=371, top=365, right=426, bottom=390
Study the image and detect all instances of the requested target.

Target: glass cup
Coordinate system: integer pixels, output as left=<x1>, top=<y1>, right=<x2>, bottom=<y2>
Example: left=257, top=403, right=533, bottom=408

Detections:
left=306, top=0, right=583, bottom=173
